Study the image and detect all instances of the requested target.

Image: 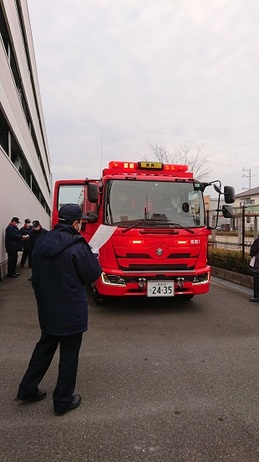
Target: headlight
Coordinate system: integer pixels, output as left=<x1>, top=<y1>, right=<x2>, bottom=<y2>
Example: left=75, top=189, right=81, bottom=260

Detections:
left=193, top=273, right=209, bottom=284
left=101, top=273, right=126, bottom=285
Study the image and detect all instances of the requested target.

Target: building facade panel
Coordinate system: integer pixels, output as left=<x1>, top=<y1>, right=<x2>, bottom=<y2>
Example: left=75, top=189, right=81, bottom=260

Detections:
left=0, top=44, right=50, bottom=202
left=0, top=0, right=52, bottom=277
left=0, top=148, right=51, bottom=267
left=1, top=1, right=51, bottom=187
left=11, top=1, right=51, bottom=178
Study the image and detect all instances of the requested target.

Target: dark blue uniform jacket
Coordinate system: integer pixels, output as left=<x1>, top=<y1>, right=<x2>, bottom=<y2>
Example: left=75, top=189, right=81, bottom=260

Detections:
left=250, top=237, right=259, bottom=257
left=20, top=225, right=33, bottom=250
left=5, top=224, right=23, bottom=253
left=30, top=226, right=48, bottom=250
left=31, top=224, right=102, bottom=336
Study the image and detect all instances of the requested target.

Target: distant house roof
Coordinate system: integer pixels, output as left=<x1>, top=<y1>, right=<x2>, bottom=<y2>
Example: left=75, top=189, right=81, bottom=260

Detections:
left=236, top=186, right=259, bottom=198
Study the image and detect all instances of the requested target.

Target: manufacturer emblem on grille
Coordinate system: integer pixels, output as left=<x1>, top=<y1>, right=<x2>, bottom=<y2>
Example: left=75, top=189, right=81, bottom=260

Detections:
left=156, top=247, right=163, bottom=256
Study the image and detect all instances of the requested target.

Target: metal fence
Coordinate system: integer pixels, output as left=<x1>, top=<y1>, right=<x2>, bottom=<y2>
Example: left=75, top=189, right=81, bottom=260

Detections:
left=207, top=205, right=259, bottom=259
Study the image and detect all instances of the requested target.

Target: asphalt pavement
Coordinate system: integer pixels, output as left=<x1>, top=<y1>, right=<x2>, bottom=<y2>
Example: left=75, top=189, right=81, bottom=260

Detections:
left=0, top=267, right=258, bottom=462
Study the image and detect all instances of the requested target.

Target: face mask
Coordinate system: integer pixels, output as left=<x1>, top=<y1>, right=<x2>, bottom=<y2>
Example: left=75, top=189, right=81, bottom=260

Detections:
left=74, top=221, right=82, bottom=232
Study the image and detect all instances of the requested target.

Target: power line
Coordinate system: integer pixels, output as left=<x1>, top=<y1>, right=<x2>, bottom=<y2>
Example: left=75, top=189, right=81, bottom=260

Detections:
left=243, top=167, right=252, bottom=189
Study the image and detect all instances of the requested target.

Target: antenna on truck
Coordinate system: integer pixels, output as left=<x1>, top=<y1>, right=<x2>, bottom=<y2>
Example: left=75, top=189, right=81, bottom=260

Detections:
left=99, top=129, right=103, bottom=177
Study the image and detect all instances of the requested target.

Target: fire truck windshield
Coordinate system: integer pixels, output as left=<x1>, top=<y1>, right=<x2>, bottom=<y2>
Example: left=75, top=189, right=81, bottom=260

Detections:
left=104, top=180, right=205, bottom=228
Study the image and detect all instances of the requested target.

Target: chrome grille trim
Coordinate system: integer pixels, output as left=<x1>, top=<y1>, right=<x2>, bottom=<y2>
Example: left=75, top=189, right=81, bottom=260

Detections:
left=122, top=269, right=198, bottom=275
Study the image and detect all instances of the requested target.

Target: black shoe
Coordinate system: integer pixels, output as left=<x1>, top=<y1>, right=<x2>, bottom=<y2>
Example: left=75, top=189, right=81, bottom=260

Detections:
left=28, top=278, right=32, bottom=281
left=15, top=272, right=20, bottom=276
left=17, top=389, right=47, bottom=402
left=55, top=394, right=81, bottom=416
left=7, top=274, right=17, bottom=278
left=249, top=297, right=259, bottom=302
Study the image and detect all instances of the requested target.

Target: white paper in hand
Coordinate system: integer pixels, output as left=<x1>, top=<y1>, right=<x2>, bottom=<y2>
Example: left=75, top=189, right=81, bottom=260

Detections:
left=88, top=225, right=117, bottom=251
left=250, top=256, right=255, bottom=267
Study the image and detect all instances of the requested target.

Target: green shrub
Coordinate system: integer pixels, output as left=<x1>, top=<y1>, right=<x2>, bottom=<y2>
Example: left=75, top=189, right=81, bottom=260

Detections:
left=208, top=248, right=251, bottom=275
left=215, top=230, right=254, bottom=238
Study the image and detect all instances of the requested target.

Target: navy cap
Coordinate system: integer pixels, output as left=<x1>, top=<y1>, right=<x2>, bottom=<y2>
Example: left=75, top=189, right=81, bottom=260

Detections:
left=11, top=217, right=20, bottom=224
left=32, top=220, right=40, bottom=227
left=25, top=218, right=31, bottom=224
left=58, top=204, right=88, bottom=222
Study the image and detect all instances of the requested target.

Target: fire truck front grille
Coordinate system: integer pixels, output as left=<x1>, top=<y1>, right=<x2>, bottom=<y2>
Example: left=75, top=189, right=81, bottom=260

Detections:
left=125, top=253, right=152, bottom=258
left=124, top=274, right=195, bottom=282
left=115, top=249, right=197, bottom=271
left=125, top=253, right=191, bottom=259
left=121, top=264, right=193, bottom=271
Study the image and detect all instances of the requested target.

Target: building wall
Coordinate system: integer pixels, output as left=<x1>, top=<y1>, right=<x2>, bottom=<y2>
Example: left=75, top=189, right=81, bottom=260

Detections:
left=234, top=193, right=259, bottom=207
left=0, top=0, right=52, bottom=277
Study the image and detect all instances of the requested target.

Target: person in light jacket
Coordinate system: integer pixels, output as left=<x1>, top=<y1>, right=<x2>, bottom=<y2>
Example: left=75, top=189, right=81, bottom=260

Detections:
left=17, top=204, right=102, bottom=415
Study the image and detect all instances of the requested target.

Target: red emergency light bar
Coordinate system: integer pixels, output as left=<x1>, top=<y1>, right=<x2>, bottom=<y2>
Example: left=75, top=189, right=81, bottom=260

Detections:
left=107, top=161, right=188, bottom=173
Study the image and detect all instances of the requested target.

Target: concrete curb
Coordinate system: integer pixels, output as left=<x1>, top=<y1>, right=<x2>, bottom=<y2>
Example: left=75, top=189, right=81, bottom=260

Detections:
left=211, top=266, right=253, bottom=289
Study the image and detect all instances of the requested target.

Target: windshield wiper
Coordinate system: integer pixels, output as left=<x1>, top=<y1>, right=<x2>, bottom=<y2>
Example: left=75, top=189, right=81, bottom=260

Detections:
left=166, top=222, right=195, bottom=234
left=121, top=219, right=149, bottom=233
left=121, top=219, right=195, bottom=234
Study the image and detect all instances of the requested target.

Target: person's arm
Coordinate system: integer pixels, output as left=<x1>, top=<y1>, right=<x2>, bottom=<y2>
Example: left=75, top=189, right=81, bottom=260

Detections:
left=250, top=238, right=259, bottom=257
left=73, top=241, right=102, bottom=284
left=7, top=226, right=23, bottom=241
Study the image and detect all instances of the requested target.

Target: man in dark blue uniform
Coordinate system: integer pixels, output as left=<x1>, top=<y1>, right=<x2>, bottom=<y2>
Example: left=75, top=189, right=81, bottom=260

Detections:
left=17, top=204, right=102, bottom=416
left=26, top=220, right=48, bottom=281
left=20, top=219, right=33, bottom=268
left=30, top=220, right=48, bottom=250
left=249, top=236, right=259, bottom=302
left=5, top=217, right=29, bottom=277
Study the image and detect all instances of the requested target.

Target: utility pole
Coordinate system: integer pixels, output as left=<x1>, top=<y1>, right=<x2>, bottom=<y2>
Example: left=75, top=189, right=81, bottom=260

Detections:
left=243, top=167, right=252, bottom=189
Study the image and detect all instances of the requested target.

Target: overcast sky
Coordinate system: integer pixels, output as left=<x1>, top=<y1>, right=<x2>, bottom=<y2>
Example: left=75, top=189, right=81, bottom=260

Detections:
left=28, top=0, right=259, bottom=193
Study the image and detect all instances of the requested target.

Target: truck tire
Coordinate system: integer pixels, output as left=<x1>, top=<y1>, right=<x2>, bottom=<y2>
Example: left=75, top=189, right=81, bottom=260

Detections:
left=91, top=284, right=106, bottom=305
left=181, top=294, right=194, bottom=300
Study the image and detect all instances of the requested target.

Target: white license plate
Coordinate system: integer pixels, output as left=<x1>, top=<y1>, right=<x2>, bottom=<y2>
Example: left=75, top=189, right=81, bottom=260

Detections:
left=147, top=281, right=174, bottom=297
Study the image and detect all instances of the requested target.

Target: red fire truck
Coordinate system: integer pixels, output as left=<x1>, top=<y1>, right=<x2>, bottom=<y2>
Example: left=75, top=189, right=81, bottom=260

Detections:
left=52, top=160, right=235, bottom=303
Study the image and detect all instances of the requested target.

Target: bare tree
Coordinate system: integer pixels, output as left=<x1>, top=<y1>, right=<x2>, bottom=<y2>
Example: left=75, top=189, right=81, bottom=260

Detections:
left=144, top=140, right=211, bottom=181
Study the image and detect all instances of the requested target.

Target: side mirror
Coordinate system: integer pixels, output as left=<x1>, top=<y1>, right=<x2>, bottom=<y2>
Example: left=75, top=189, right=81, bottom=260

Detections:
left=87, top=183, right=98, bottom=203
left=87, top=211, right=98, bottom=223
left=222, top=204, right=233, bottom=218
left=224, top=186, right=235, bottom=204
left=81, top=212, right=98, bottom=232
left=213, top=184, right=221, bottom=194
left=81, top=221, right=87, bottom=232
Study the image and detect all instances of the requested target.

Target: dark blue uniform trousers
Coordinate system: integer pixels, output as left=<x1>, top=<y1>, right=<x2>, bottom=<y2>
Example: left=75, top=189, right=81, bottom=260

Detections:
left=253, top=272, right=259, bottom=299
left=7, top=252, right=18, bottom=276
left=17, top=331, right=83, bottom=413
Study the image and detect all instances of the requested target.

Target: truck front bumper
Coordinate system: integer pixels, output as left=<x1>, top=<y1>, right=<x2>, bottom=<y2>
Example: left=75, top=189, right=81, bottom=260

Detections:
left=94, top=267, right=211, bottom=297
